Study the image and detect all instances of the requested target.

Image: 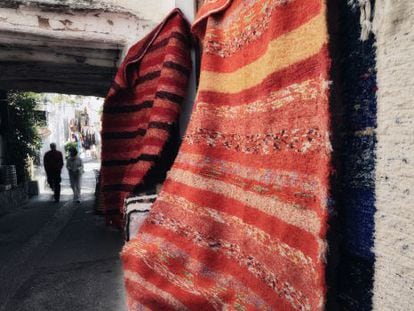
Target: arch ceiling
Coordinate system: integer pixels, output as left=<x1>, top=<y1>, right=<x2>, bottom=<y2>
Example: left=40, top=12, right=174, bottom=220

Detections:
left=0, top=0, right=175, bottom=96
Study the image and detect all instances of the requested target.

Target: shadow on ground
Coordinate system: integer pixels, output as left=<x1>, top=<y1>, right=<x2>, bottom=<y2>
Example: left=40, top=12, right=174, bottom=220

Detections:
left=0, top=196, right=127, bottom=311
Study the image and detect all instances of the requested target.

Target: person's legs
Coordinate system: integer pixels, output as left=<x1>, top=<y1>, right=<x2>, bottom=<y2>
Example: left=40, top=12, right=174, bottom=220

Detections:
left=74, top=174, right=81, bottom=201
left=47, top=175, right=53, bottom=191
left=69, top=173, right=76, bottom=200
left=48, top=173, right=60, bottom=202
left=77, top=174, right=81, bottom=198
left=46, top=174, right=54, bottom=201
left=53, top=174, right=61, bottom=202
left=69, top=173, right=81, bottom=201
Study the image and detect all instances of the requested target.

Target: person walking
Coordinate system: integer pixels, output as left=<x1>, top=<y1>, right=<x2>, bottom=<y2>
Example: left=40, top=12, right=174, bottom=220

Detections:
left=66, top=147, right=84, bottom=203
left=44, top=143, right=64, bottom=202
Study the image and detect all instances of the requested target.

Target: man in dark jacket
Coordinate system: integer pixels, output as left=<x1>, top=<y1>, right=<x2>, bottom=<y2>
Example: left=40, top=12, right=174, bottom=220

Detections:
left=44, top=143, right=64, bottom=202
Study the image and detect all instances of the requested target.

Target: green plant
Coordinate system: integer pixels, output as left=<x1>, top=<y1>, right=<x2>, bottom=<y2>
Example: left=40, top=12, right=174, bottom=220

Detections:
left=6, top=92, right=43, bottom=182
left=64, top=141, right=78, bottom=157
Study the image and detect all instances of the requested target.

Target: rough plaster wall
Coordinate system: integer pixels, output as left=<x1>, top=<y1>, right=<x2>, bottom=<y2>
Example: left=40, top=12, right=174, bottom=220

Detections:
left=108, top=0, right=175, bottom=22
left=0, top=0, right=183, bottom=95
left=0, top=4, right=154, bottom=54
left=0, top=2, right=161, bottom=95
left=0, top=0, right=175, bottom=22
left=373, top=1, right=414, bottom=309
left=0, top=92, right=7, bottom=166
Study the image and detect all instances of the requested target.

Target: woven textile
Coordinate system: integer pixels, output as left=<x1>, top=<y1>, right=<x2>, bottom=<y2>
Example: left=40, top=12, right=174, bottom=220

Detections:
left=124, top=191, right=158, bottom=241
left=336, top=1, right=377, bottom=310
left=373, top=1, right=414, bottom=309
left=100, top=9, right=192, bottom=217
left=122, top=0, right=331, bottom=310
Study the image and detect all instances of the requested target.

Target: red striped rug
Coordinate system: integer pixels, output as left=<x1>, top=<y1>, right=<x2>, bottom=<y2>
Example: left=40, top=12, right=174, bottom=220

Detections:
left=100, top=9, right=192, bottom=220
left=122, top=1, right=331, bottom=309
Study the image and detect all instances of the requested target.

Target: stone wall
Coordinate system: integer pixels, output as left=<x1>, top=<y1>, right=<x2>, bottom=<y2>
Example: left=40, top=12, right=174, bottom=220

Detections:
left=0, top=0, right=175, bottom=96
left=0, top=136, right=4, bottom=166
left=0, top=91, right=8, bottom=166
left=0, top=183, right=28, bottom=216
left=0, top=0, right=175, bottom=23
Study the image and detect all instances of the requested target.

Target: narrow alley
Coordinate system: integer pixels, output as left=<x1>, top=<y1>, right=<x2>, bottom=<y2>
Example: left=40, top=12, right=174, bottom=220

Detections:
left=0, top=163, right=126, bottom=311
left=1, top=0, right=414, bottom=310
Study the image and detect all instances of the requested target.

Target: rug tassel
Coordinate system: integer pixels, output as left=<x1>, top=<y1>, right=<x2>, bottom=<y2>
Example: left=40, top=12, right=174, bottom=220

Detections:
left=359, top=0, right=373, bottom=41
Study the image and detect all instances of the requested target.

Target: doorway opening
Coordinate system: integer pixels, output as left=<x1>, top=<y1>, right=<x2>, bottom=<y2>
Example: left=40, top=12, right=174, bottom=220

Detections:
left=34, top=93, right=103, bottom=198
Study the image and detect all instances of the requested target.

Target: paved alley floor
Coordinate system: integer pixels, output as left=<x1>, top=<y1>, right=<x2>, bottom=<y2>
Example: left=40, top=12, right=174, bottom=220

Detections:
left=0, top=195, right=127, bottom=311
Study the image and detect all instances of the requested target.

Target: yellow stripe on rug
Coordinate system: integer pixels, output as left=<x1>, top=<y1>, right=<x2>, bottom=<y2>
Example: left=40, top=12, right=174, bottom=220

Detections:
left=198, top=11, right=327, bottom=93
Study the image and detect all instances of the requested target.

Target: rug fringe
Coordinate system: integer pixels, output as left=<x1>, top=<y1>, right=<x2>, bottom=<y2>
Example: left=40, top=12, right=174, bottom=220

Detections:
left=348, top=0, right=374, bottom=41
left=359, top=0, right=373, bottom=41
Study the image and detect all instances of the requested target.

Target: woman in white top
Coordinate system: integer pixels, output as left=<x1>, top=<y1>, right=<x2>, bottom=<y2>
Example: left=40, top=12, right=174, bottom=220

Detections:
left=66, top=147, right=84, bottom=203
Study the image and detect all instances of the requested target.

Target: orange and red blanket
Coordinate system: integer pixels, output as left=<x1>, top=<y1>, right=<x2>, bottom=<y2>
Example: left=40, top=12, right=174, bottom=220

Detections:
left=100, top=10, right=192, bottom=220
left=122, top=1, right=331, bottom=309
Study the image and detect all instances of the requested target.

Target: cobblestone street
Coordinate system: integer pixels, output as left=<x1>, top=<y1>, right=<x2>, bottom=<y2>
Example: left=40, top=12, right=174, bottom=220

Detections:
left=0, top=161, right=126, bottom=311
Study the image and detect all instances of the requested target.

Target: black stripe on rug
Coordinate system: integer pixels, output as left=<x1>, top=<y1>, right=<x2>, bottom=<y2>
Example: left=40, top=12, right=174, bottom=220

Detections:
left=103, top=101, right=153, bottom=114
left=155, top=91, right=184, bottom=105
left=164, top=61, right=191, bottom=76
left=101, top=128, right=146, bottom=139
left=102, top=154, right=159, bottom=167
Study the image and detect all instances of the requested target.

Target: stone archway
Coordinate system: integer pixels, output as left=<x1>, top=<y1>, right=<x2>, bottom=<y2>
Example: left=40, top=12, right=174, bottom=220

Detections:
left=0, top=0, right=176, bottom=96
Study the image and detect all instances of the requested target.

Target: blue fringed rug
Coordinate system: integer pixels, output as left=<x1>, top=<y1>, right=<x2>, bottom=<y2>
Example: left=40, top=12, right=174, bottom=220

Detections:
left=336, top=1, right=377, bottom=310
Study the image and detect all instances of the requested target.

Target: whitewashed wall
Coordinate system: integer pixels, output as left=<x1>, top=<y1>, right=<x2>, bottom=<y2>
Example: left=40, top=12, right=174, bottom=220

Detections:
left=107, top=0, right=175, bottom=22
left=373, top=1, right=414, bottom=310
left=0, top=0, right=177, bottom=96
